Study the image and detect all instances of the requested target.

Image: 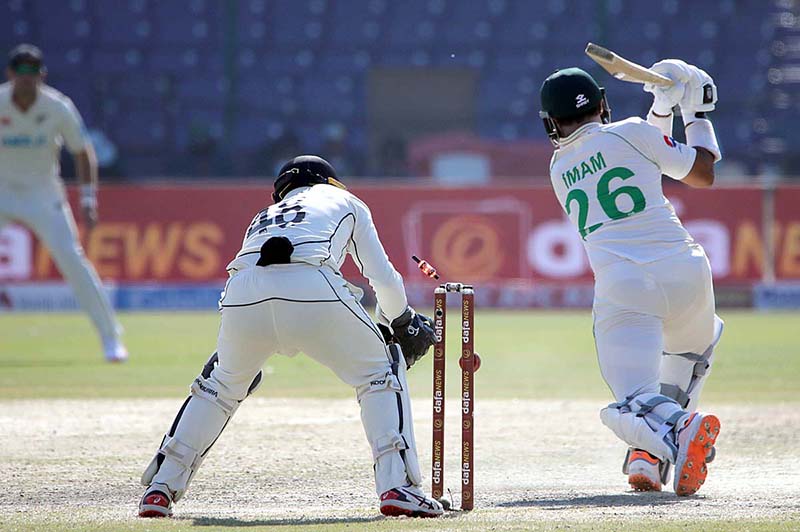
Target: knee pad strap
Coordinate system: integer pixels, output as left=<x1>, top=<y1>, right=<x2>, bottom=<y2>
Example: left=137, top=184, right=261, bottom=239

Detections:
left=191, top=376, right=238, bottom=416
left=602, top=393, right=688, bottom=462
left=356, top=371, right=402, bottom=400
left=160, top=435, right=202, bottom=470
left=372, top=431, right=408, bottom=461
left=661, top=346, right=712, bottom=408
left=141, top=434, right=203, bottom=501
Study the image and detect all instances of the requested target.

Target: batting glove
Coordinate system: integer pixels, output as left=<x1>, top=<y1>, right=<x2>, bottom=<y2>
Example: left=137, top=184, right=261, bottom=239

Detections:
left=679, top=65, right=717, bottom=124
left=643, top=59, right=691, bottom=116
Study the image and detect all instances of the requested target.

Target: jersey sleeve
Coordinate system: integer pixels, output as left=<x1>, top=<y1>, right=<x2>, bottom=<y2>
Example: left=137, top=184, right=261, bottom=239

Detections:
left=631, top=119, right=697, bottom=180
left=57, top=97, right=89, bottom=153
left=347, top=195, right=408, bottom=321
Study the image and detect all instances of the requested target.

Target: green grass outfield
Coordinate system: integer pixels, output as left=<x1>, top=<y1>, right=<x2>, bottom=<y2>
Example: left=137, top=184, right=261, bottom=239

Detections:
left=0, top=309, right=797, bottom=402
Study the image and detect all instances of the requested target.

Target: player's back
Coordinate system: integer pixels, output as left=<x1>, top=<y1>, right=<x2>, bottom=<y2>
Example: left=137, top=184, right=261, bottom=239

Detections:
left=228, top=184, right=361, bottom=273
left=549, top=117, right=697, bottom=270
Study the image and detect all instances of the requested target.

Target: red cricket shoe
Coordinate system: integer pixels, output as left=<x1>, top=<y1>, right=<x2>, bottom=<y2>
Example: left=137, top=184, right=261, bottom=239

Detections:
left=138, top=487, right=173, bottom=518
left=380, top=485, right=444, bottom=518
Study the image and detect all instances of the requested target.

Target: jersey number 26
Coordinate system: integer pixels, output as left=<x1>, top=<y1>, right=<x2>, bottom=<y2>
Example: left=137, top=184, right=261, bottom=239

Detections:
left=565, top=166, right=646, bottom=239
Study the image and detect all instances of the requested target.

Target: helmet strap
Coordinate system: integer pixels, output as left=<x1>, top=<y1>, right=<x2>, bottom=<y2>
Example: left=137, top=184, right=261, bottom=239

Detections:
left=540, top=111, right=561, bottom=148
left=599, top=88, right=611, bottom=124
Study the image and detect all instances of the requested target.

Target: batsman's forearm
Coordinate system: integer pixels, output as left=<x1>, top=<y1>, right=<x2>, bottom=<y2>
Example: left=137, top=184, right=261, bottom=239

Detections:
left=681, top=148, right=715, bottom=188
left=75, top=145, right=98, bottom=187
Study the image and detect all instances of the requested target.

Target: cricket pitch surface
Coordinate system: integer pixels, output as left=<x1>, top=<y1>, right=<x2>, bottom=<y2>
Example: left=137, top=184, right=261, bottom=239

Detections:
left=1, top=398, right=798, bottom=530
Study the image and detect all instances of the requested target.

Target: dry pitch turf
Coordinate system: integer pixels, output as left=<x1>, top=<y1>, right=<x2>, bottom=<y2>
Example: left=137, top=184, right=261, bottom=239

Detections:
left=0, top=311, right=798, bottom=531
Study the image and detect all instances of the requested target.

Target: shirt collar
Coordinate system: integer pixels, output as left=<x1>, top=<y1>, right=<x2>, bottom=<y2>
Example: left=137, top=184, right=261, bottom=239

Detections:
left=283, top=186, right=310, bottom=200
left=559, top=121, right=602, bottom=148
left=9, top=94, right=40, bottom=116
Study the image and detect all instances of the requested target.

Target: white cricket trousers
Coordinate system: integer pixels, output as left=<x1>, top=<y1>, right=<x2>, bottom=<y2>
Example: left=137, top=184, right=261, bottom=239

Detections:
left=148, top=263, right=418, bottom=499
left=592, top=244, right=722, bottom=406
left=215, top=263, right=393, bottom=398
left=0, top=181, right=120, bottom=341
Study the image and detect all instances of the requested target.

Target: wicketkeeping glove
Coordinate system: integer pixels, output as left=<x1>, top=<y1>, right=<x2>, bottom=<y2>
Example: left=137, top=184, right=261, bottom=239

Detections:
left=389, top=306, right=436, bottom=369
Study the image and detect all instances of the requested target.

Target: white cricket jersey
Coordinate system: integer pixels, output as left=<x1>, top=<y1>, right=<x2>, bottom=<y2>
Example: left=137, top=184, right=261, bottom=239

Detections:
left=226, top=184, right=409, bottom=320
left=0, top=82, right=88, bottom=187
left=549, top=117, right=698, bottom=270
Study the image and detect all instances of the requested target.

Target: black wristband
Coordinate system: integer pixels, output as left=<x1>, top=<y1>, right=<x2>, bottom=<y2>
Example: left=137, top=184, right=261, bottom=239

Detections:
left=694, top=112, right=707, bottom=119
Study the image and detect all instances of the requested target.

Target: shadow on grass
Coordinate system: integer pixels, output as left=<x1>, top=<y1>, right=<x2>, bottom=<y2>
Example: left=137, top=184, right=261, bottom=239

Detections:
left=185, top=509, right=466, bottom=528
left=499, top=492, right=690, bottom=510
left=185, top=515, right=385, bottom=528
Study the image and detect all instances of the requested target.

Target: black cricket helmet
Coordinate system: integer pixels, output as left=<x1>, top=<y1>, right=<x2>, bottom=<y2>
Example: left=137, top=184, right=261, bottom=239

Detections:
left=272, top=155, right=346, bottom=202
left=539, top=67, right=610, bottom=146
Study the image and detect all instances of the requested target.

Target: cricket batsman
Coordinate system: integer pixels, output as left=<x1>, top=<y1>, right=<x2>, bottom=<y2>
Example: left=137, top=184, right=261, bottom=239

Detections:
left=539, top=61, right=724, bottom=495
left=0, top=44, right=126, bottom=362
left=138, top=155, right=444, bottom=518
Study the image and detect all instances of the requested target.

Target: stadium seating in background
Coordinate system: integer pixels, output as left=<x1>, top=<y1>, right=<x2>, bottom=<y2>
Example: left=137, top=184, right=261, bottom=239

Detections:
left=0, top=0, right=790, bottom=177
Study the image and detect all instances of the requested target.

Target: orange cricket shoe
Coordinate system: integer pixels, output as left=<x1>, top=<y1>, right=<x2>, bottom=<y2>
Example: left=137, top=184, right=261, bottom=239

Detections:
left=673, top=413, right=721, bottom=496
left=625, top=449, right=664, bottom=492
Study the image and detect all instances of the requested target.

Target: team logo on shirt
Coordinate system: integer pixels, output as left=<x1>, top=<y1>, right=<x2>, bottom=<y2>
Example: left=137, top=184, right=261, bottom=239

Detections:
left=0, top=116, right=10, bottom=127
left=663, top=135, right=677, bottom=148
left=35, top=114, right=47, bottom=124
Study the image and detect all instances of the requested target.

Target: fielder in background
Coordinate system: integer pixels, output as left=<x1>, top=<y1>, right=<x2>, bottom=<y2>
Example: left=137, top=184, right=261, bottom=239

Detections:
left=0, top=44, right=126, bottom=362
left=139, top=155, right=444, bottom=518
left=539, top=62, right=724, bottom=495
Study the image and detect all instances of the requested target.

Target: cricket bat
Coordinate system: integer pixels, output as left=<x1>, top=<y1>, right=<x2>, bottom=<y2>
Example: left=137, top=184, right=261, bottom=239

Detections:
left=585, top=43, right=674, bottom=87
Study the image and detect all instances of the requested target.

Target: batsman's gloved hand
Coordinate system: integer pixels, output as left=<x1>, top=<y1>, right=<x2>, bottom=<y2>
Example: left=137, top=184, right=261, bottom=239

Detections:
left=644, top=59, right=690, bottom=115
left=390, top=306, right=436, bottom=369
left=678, top=65, right=717, bottom=124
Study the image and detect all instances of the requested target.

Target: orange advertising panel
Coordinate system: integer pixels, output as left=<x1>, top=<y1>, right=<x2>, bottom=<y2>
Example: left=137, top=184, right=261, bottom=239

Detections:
left=773, top=185, right=800, bottom=279
left=1, top=184, right=797, bottom=286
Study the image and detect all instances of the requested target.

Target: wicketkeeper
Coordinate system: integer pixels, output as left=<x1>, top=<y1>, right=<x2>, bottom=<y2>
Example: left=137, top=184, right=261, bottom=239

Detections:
left=539, top=61, right=724, bottom=495
left=139, top=156, right=444, bottom=518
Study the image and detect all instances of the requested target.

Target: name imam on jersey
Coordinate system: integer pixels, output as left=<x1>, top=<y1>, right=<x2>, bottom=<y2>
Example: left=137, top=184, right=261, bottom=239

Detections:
left=561, top=151, right=607, bottom=189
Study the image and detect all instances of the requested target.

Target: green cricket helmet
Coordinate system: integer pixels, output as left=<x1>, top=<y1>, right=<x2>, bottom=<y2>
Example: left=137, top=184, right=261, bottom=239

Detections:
left=539, top=67, right=610, bottom=145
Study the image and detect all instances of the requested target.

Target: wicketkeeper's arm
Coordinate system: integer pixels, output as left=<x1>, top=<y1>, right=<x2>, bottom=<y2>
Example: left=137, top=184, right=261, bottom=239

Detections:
left=348, top=196, right=408, bottom=322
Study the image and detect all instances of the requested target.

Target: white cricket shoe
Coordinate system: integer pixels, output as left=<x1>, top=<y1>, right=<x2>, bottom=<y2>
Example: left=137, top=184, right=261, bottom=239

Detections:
left=624, top=448, right=665, bottom=492
left=138, top=483, right=173, bottom=518
left=673, top=412, right=721, bottom=496
left=379, top=485, right=444, bottom=517
left=103, top=338, right=128, bottom=363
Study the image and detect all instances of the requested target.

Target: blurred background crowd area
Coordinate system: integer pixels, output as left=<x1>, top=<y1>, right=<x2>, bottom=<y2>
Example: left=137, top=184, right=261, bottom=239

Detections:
left=1, top=0, right=798, bottom=181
